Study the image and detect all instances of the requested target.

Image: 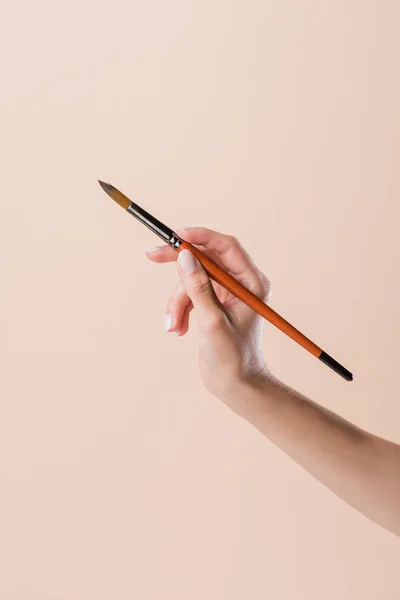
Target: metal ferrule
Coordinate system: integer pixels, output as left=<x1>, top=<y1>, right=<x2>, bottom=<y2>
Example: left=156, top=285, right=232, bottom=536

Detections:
left=127, top=202, right=182, bottom=249
left=168, top=234, right=183, bottom=249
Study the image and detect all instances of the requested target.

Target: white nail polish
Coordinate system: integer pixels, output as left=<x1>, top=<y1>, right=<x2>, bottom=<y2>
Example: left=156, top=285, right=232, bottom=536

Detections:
left=164, top=313, right=173, bottom=331
left=174, top=330, right=180, bottom=337
left=178, top=249, right=198, bottom=273
left=145, top=245, right=164, bottom=253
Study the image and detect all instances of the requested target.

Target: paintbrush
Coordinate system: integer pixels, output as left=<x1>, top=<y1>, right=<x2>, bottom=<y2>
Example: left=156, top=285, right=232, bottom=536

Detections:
left=98, top=180, right=353, bottom=381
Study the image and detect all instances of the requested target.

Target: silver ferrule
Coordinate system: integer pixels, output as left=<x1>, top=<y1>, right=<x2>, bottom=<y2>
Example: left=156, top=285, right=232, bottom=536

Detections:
left=168, top=234, right=183, bottom=250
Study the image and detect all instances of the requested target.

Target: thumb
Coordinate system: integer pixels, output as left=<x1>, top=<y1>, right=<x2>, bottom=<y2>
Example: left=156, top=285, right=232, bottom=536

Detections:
left=177, top=248, right=224, bottom=330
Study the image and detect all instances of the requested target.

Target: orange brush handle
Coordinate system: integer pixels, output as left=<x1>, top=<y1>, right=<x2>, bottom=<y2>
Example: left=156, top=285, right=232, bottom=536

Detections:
left=178, top=241, right=322, bottom=358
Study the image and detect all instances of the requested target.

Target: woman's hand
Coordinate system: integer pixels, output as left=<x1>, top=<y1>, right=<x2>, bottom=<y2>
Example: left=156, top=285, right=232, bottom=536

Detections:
left=145, top=227, right=271, bottom=412
left=147, top=227, right=400, bottom=536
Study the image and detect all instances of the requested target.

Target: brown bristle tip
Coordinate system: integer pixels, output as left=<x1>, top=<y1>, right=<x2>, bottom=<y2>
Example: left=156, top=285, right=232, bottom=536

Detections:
left=98, top=180, right=131, bottom=210
left=98, top=180, right=113, bottom=191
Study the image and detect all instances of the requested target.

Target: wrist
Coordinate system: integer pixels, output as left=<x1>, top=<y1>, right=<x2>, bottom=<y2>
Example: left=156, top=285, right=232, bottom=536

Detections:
left=218, top=367, right=280, bottom=420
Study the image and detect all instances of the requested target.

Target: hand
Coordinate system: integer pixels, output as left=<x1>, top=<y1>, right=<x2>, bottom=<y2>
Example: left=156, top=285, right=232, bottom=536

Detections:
left=145, top=227, right=272, bottom=412
left=147, top=231, right=400, bottom=537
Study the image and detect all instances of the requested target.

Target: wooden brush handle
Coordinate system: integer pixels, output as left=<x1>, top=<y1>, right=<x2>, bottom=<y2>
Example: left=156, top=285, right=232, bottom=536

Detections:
left=178, top=241, right=322, bottom=358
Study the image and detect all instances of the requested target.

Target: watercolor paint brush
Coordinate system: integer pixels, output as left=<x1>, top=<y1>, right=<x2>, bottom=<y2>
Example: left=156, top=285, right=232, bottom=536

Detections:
left=98, top=181, right=353, bottom=382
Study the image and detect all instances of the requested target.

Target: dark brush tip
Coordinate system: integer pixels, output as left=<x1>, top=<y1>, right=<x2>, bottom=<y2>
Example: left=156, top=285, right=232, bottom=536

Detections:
left=98, top=180, right=114, bottom=192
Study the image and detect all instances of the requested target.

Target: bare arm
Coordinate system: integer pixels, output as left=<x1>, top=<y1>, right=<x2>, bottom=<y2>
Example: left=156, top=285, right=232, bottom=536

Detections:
left=236, top=373, right=400, bottom=536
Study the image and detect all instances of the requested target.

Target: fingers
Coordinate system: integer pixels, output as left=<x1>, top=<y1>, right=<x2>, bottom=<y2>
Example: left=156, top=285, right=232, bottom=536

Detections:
left=177, top=249, right=228, bottom=333
left=177, top=227, right=270, bottom=300
left=145, top=241, right=229, bottom=286
left=145, top=244, right=176, bottom=263
left=176, top=301, right=193, bottom=336
left=176, top=227, right=255, bottom=275
left=144, top=229, right=271, bottom=326
left=145, top=229, right=259, bottom=277
left=164, top=281, right=193, bottom=335
left=145, top=227, right=255, bottom=274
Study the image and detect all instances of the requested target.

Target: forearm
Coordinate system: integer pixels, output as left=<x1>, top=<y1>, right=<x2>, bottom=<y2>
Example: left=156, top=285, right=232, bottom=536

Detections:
left=233, top=374, right=400, bottom=536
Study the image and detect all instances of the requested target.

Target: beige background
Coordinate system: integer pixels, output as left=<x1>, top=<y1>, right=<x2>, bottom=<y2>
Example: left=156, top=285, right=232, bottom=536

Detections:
left=1, top=1, right=399, bottom=598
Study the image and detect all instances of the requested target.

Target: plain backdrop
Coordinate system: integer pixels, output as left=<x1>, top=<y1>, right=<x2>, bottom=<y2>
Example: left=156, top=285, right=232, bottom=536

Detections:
left=1, top=1, right=399, bottom=598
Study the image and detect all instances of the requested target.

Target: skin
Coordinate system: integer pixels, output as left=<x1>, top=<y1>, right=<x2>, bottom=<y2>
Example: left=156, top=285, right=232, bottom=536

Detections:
left=145, top=227, right=400, bottom=537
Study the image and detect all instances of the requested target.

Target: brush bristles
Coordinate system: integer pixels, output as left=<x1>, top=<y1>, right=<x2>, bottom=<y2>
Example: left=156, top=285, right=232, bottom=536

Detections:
left=98, top=181, right=132, bottom=210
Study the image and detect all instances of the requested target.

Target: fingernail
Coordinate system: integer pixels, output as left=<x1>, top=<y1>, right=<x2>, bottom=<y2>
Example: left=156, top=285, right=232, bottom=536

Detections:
left=178, top=249, right=198, bottom=273
left=164, top=313, right=173, bottom=331
left=145, top=245, right=164, bottom=253
left=176, top=226, right=193, bottom=230
left=174, top=330, right=180, bottom=337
